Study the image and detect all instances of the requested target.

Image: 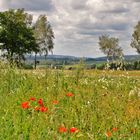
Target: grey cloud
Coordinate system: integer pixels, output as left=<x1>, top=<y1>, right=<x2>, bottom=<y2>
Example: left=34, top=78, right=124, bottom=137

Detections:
left=76, top=16, right=130, bottom=33
left=2, top=0, right=55, bottom=12
left=71, top=0, right=88, bottom=10
left=100, top=7, right=130, bottom=14
left=133, top=0, right=140, bottom=2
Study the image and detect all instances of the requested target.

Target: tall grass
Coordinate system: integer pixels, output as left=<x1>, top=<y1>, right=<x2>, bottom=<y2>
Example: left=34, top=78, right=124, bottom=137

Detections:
left=0, top=61, right=140, bottom=139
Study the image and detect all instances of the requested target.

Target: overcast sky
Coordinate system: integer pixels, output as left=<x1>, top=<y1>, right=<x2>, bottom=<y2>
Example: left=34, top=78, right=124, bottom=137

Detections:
left=0, top=0, right=140, bottom=57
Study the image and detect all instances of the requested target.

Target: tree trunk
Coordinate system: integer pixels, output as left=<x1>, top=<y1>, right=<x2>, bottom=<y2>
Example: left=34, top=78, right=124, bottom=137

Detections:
left=8, top=51, right=14, bottom=67
left=34, top=53, right=37, bottom=69
left=45, top=54, right=47, bottom=60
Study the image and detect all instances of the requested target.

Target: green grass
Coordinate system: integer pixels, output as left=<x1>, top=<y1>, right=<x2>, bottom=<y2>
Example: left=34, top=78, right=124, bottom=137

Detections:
left=0, top=62, right=140, bottom=139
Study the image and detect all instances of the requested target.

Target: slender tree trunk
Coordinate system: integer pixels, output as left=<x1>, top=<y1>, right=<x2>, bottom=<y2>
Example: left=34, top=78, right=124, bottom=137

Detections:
left=18, top=54, right=22, bottom=68
left=8, top=51, right=14, bottom=67
left=106, top=54, right=110, bottom=70
left=107, top=54, right=110, bottom=63
left=34, top=53, right=37, bottom=69
left=45, top=53, right=48, bottom=68
left=45, top=54, right=47, bottom=60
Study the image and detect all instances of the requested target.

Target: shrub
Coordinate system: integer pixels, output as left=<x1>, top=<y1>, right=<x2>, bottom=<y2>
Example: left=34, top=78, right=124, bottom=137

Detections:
left=22, top=64, right=33, bottom=69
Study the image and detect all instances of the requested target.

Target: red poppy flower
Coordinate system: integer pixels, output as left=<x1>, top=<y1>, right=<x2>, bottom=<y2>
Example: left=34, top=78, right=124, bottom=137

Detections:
left=105, top=131, right=112, bottom=137
left=38, top=99, right=44, bottom=106
left=58, top=127, right=67, bottom=133
left=29, top=97, right=36, bottom=101
left=34, top=107, right=40, bottom=111
left=112, top=127, right=118, bottom=132
left=40, top=107, right=48, bottom=112
left=66, top=92, right=74, bottom=97
left=21, top=102, right=30, bottom=109
left=70, top=127, right=79, bottom=133
left=53, top=100, right=59, bottom=105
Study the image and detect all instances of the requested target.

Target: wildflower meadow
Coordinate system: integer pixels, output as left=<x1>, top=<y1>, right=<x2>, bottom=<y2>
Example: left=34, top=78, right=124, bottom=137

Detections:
left=0, top=62, right=140, bottom=140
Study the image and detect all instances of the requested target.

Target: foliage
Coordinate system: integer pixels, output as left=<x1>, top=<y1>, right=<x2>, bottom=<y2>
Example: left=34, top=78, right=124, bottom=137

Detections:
left=33, top=15, right=54, bottom=68
left=131, top=21, right=140, bottom=54
left=96, top=63, right=106, bottom=70
left=0, top=9, right=38, bottom=66
left=99, top=35, right=123, bottom=63
left=22, top=64, right=34, bottom=69
left=95, top=61, right=140, bottom=70
left=124, top=61, right=140, bottom=70
left=33, top=15, right=54, bottom=55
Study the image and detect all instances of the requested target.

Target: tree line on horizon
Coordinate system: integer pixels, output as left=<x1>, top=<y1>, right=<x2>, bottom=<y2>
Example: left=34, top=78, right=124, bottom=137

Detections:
left=0, top=8, right=140, bottom=69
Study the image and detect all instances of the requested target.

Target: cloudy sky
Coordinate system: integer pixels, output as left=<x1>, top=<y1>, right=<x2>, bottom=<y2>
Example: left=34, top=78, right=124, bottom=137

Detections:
left=0, top=0, right=140, bottom=57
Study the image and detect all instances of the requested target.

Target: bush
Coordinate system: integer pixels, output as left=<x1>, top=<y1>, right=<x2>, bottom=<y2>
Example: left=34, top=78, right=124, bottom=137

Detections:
left=134, top=61, right=140, bottom=70
left=106, top=61, right=140, bottom=70
left=22, top=64, right=33, bottom=69
left=96, top=63, right=105, bottom=70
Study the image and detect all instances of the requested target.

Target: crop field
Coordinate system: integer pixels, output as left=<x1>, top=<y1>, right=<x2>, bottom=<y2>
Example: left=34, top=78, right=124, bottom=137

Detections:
left=0, top=63, right=140, bottom=140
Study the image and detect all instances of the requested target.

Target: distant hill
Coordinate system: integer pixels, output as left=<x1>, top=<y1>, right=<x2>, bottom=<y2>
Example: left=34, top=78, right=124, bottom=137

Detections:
left=25, top=54, right=79, bottom=60
left=23, top=54, right=140, bottom=68
left=25, top=54, right=139, bottom=62
left=94, top=55, right=140, bottom=62
left=123, top=55, right=140, bottom=61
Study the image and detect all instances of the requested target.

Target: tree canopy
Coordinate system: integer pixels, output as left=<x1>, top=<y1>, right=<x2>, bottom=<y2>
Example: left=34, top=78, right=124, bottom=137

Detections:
left=131, top=21, right=140, bottom=54
left=33, top=15, right=55, bottom=68
left=34, top=15, right=54, bottom=57
left=99, top=35, right=123, bottom=62
left=0, top=9, right=38, bottom=66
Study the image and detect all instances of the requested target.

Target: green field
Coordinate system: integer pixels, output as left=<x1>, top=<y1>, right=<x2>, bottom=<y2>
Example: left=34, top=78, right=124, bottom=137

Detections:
left=0, top=63, right=140, bottom=139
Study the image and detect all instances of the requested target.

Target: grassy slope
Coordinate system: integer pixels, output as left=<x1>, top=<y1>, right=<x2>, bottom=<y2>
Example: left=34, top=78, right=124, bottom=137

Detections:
left=0, top=64, right=140, bottom=139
